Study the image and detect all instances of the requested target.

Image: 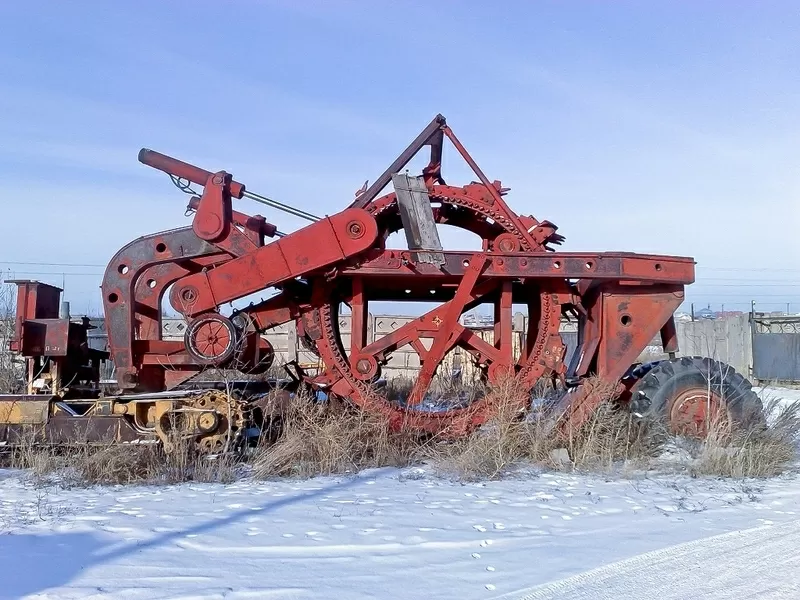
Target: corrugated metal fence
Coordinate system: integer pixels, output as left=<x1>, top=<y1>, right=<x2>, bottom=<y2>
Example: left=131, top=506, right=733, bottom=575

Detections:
left=752, top=316, right=800, bottom=383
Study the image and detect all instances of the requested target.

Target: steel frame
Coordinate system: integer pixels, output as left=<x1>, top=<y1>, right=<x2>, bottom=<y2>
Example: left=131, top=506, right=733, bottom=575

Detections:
left=5, top=114, right=696, bottom=441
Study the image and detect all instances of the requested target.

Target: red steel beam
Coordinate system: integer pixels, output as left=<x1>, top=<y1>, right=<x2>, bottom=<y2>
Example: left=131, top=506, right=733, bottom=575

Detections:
left=343, top=250, right=695, bottom=283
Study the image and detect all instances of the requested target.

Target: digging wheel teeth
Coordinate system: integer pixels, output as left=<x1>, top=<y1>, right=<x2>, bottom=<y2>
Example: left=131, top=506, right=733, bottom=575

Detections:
left=307, top=188, right=564, bottom=436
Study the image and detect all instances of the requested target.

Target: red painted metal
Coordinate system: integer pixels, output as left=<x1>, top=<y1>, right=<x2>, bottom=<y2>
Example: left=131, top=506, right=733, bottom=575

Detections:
left=669, top=388, right=723, bottom=437
left=10, top=114, right=698, bottom=437
left=138, top=148, right=246, bottom=199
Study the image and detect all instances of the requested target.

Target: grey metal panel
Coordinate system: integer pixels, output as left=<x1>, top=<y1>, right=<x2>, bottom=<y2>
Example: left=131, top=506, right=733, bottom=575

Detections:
left=753, top=333, right=800, bottom=382
left=560, top=331, right=579, bottom=367
left=391, top=173, right=444, bottom=266
left=520, top=331, right=578, bottom=367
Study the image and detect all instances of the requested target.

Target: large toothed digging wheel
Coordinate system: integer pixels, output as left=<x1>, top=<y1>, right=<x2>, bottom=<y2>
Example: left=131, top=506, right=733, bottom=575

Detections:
left=629, top=357, right=765, bottom=437
left=304, top=185, right=568, bottom=436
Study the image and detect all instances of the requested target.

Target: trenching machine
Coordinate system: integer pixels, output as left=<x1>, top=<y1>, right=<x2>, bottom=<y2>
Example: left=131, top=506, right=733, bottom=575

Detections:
left=0, top=115, right=762, bottom=452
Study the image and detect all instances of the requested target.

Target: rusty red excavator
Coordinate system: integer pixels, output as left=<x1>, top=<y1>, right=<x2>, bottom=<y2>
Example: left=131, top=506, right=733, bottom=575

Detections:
left=1, top=115, right=762, bottom=453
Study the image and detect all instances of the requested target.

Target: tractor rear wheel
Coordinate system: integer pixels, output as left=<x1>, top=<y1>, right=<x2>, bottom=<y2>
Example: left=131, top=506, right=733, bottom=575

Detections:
left=628, top=357, right=764, bottom=438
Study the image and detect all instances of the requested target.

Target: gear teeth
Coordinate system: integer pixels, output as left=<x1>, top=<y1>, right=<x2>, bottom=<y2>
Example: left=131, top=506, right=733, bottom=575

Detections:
left=308, top=190, right=561, bottom=435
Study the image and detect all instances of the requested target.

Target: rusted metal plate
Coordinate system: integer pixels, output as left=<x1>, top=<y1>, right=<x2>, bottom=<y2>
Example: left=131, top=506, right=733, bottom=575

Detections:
left=0, top=396, right=50, bottom=424
left=0, top=415, right=144, bottom=445
left=17, top=318, right=73, bottom=356
left=392, top=173, right=445, bottom=266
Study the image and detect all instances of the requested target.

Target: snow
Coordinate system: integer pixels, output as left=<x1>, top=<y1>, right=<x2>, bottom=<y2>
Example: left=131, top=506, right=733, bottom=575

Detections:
left=1, top=388, right=799, bottom=600
left=756, top=385, right=800, bottom=410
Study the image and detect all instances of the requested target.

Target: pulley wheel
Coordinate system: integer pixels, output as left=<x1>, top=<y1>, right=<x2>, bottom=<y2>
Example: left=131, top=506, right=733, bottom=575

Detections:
left=185, top=314, right=238, bottom=366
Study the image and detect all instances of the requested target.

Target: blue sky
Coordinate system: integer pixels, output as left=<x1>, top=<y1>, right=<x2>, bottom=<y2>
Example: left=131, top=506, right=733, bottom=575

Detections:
left=1, top=1, right=798, bottom=314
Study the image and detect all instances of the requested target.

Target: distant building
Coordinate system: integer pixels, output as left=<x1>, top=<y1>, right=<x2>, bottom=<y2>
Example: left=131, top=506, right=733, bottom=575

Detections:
left=695, top=308, right=715, bottom=320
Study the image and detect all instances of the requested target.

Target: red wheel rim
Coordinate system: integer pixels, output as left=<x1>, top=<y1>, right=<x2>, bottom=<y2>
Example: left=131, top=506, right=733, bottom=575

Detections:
left=193, top=320, right=232, bottom=359
left=669, top=388, right=726, bottom=437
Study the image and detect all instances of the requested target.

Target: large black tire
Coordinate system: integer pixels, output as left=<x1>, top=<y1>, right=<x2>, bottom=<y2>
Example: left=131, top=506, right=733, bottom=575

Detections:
left=629, top=356, right=764, bottom=437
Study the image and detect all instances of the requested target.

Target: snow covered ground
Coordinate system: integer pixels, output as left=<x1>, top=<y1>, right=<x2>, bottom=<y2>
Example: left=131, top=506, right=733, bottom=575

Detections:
left=756, top=385, right=800, bottom=409
left=1, top=387, right=799, bottom=600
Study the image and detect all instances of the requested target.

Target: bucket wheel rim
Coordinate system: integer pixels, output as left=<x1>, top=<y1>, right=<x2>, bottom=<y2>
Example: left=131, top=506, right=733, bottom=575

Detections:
left=311, top=289, right=563, bottom=435
left=305, top=187, right=567, bottom=435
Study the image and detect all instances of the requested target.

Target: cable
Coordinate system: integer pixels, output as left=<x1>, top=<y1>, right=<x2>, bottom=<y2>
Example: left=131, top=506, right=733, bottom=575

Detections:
left=164, top=171, right=320, bottom=222
left=242, top=190, right=321, bottom=222
left=169, top=174, right=201, bottom=196
left=2, top=271, right=102, bottom=277
left=0, top=261, right=105, bottom=268
left=697, top=266, right=800, bottom=273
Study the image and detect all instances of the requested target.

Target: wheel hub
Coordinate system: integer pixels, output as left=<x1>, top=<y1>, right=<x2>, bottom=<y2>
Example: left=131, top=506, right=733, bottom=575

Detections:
left=185, top=314, right=237, bottom=366
left=669, top=388, right=725, bottom=437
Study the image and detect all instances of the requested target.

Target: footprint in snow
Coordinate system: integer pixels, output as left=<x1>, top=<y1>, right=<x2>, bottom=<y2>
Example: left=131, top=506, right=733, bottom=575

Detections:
left=402, top=535, right=426, bottom=544
left=472, top=525, right=487, bottom=532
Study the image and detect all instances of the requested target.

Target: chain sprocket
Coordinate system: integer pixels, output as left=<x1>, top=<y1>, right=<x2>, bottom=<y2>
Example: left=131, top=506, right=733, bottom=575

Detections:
left=157, top=390, right=249, bottom=454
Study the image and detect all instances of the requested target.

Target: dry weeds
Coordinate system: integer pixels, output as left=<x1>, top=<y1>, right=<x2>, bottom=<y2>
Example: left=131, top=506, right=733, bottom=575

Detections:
left=688, top=398, right=800, bottom=478
left=1, top=427, right=239, bottom=486
left=252, top=392, right=423, bottom=478
left=432, top=376, right=660, bottom=481
left=3, top=383, right=798, bottom=487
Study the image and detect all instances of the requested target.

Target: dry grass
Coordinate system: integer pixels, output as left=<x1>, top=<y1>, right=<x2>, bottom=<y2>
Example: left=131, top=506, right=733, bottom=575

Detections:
left=1, top=426, right=239, bottom=486
left=252, top=392, right=423, bottom=478
left=3, top=382, right=798, bottom=487
left=0, top=284, right=24, bottom=393
left=688, top=398, right=800, bottom=478
left=432, top=376, right=659, bottom=481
